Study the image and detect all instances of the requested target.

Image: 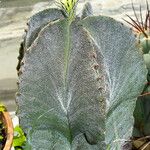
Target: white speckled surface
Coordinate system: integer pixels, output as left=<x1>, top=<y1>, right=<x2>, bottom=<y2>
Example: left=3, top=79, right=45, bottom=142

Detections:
left=0, top=0, right=148, bottom=112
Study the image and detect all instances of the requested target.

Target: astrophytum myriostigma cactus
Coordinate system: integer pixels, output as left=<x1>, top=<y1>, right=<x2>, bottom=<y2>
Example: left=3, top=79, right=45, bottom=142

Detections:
left=16, top=1, right=147, bottom=149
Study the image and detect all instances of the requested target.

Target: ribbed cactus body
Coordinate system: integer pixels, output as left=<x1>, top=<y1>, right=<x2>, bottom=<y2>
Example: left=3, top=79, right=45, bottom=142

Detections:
left=16, top=8, right=65, bottom=72
left=16, top=2, right=147, bottom=150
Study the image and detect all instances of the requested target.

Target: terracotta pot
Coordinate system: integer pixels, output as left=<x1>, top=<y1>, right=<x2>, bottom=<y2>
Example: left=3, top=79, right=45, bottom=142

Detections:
left=2, top=111, right=14, bottom=150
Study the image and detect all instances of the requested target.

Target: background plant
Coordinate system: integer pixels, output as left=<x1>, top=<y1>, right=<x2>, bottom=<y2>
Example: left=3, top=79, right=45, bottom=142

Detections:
left=13, top=125, right=26, bottom=150
left=124, top=1, right=150, bottom=149
left=0, top=104, right=6, bottom=150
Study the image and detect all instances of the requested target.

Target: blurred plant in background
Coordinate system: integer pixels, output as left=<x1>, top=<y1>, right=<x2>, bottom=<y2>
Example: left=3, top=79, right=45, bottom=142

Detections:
left=124, top=1, right=150, bottom=149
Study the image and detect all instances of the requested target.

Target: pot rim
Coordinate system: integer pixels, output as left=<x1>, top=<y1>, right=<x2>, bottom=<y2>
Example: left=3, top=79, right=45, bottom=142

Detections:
left=2, top=111, right=14, bottom=150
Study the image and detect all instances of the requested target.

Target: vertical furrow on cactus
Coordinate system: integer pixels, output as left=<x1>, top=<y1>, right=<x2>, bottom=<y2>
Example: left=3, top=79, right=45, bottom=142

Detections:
left=63, top=21, right=71, bottom=87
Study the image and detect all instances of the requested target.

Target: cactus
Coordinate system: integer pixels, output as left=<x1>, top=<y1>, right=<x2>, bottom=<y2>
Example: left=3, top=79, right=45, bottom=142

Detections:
left=16, top=1, right=147, bottom=149
left=81, top=2, right=93, bottom=19
left=16, top=8, right=65, bottom=72
left=139, top=33, right=150, bottom=54
left=124, top=1, right=150, bottom=149
left=124, top=1, right=150, bottom=54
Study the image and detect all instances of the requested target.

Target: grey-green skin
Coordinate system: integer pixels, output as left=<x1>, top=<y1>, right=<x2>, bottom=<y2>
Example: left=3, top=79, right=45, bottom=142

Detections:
left=16, top=3, right=93, bottom=73
left=16, top=2, right=147, bottom=150
left=16, top=8, right=65, bottom=72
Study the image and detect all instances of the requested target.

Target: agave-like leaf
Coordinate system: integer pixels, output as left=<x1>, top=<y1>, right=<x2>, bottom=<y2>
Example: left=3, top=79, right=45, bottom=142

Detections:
left=80, top=16, right=147, bottom=149
left=16, top=18, right=107, bottom=149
